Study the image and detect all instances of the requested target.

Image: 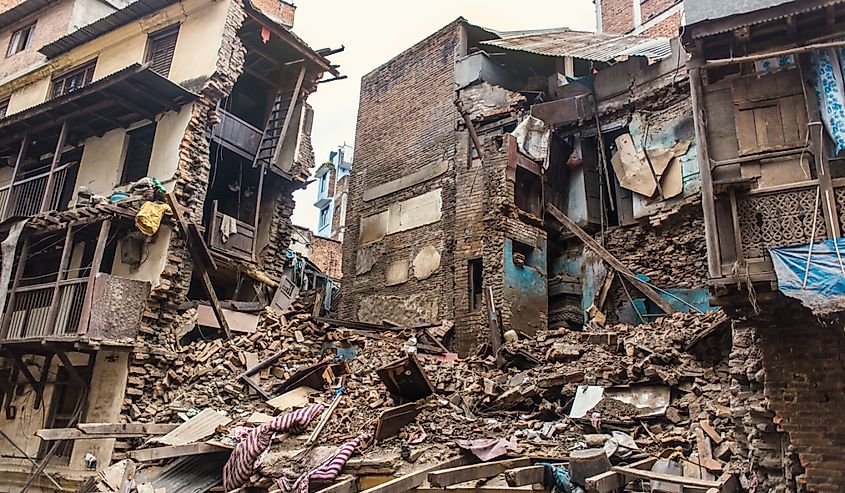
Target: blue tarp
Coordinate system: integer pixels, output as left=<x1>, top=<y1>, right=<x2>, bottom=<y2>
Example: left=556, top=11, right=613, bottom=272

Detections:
left=769, top=238, right=845, bottom=313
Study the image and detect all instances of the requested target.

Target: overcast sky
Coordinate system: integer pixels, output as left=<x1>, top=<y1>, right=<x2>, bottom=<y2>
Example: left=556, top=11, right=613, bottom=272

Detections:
left=288, top=0, right=597, bottom=232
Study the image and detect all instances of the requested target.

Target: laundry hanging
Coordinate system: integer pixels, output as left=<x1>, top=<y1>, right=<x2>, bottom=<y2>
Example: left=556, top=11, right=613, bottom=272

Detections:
left=811, top=46, right=845, bottom=155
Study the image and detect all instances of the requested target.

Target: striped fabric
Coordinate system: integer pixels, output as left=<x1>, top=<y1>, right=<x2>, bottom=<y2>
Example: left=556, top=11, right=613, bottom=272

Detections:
left=278, top=435, right=368, bottom=493
left=223, top=403, right=324, bottom=491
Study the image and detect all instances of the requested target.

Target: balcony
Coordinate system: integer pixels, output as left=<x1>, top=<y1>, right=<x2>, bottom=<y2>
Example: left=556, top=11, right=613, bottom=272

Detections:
left=0, top=162, right=74, bottom=220
left=207, top=200, right=256, bottom=261
left=210, top=108, right=263, bottom=159
left=0, top=220, right=151, bottom=345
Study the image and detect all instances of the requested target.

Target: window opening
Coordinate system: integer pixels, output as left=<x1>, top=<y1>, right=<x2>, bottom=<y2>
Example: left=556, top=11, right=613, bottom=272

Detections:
left=121, top=123, right=157, bottom=185
left=469, top=258, right=483, bottom=310
left=7, top=22, right=35, bottom=56
left=51, top=61, right=96, bottom=99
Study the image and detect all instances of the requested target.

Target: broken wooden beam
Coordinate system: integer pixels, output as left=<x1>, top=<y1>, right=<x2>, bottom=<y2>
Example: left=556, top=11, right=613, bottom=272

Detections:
left=546, top=204, right=676, bottom=315
left=428, top=457, right=532, bottom=487
left=505, top=463, right=559, bottom=487
left=609, top=464, right=722, bottom=492
left=357, top=456, right=469, bottom=493
left=313, top=476, right=359, bottom=493
left=128, top=443, right=227, bottom=462
left=585, top=457, right=656, bottom=493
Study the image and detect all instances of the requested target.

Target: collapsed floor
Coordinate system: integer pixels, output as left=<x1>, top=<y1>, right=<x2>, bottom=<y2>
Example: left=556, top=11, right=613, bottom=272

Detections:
left=77, top=292, right=742, bottom=493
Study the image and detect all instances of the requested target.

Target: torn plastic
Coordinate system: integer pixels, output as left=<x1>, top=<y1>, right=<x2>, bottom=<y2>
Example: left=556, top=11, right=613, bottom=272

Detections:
left=768, top=238, right=845, bottom=313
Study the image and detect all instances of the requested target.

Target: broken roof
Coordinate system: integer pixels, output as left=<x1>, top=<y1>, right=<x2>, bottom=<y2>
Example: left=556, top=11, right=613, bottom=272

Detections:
left=478, top=28, right=672, bottom=63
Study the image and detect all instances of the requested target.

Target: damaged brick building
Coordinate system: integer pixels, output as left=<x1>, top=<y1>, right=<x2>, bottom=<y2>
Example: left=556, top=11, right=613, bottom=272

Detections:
left=340, top=17, right=704, bottom=355
left=0, top=0, right=339, bottom=488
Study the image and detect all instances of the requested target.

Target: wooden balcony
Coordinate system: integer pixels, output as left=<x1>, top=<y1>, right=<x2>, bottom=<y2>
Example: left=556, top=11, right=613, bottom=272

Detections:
left=210, top=108, right=263, bottom=159
left=208, top=200, right=255, bottom=261
left=0, top=162, right=74, bottom=220
left=0, top=220, right=151, bottom=345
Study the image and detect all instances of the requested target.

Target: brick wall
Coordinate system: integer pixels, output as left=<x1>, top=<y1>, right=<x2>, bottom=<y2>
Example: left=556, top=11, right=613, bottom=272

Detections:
left=641, top=11, right=682, bottom=37
left=0, top=0, right=73, bottom=82
left=600, top=0, right=634, bottom=34
left=331, top=173, right=348, bottom=238
left=641, top=0, right=681, bottom=24
left=310, top=235, right=342, bottom=279
left=340, top=20, right=463, bottom=327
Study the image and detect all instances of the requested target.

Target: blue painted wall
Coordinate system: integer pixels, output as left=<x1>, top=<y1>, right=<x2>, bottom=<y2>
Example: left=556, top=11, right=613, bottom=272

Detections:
left=503, top=237, right=548, bottom=335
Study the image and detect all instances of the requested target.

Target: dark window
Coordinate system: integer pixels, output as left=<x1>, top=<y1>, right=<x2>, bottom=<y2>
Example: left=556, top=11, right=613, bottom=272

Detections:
left=7, top=22, right=35, bottom=56
left=51, top=61, right=96, bottom=99
left=318, top=205, right=330, bottom=228
left=0, top=98, right=9, bottom=119
left=121, top=123, right=157, bottom=184
left=145, top=25, right=179, bottom=77
left=40, top=365, right=89, bottom=463
left=469, top=258, right=483, bottom=310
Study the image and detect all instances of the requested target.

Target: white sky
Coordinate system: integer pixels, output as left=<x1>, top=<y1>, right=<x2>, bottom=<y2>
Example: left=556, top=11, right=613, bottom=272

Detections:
left=288, top=0, right=598, bottom=232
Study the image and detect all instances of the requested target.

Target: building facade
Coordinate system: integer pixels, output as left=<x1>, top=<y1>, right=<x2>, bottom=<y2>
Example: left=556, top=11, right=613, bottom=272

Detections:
left=314, top=143, right=351, bottom=241
left=596, top=0, right=683, bottom=37
left=0, top=0, right=337, bottom=489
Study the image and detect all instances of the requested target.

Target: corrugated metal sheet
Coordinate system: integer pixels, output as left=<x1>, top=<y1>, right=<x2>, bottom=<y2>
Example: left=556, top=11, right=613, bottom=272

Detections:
left=479, top=29, right=672, bottom=62
left=39, top=0, right=179, bottom=59
left=149, top=452, right=230, bottom=493
left=0, top=0, right=53, bottom=30
left=153, top=409, right=232, bottom=446
left=685, top=0, right=844, bottom=35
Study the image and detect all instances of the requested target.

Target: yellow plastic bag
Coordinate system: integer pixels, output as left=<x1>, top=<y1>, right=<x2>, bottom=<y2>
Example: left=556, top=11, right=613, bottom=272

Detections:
left=135, top=201, right=171, bottom=236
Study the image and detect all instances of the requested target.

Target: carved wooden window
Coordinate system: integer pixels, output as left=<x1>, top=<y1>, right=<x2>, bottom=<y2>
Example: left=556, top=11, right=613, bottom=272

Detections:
left=51, top=61, right=96, bottom=99
left=730, top=69, right=808, bottom=156
left=145, top=25, right=179, bottom=78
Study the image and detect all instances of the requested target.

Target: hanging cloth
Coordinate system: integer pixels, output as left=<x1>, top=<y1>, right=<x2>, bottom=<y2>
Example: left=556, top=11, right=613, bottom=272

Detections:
left=811, top=47, right=845, bottom=155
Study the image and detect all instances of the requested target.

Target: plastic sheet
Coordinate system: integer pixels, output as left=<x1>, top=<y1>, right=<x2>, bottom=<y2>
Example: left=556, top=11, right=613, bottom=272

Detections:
left=768, top=238, right=845, bottom=313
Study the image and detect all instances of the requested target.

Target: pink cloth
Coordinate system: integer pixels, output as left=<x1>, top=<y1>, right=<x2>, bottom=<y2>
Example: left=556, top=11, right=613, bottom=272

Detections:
left=223, top=403, right=323, bottom=491
left=278, top=435, right=367, bottom=493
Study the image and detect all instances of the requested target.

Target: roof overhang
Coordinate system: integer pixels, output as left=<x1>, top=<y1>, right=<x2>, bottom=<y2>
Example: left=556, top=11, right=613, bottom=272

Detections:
left=39, top=0, right=180, bottom=59
left=0, top=0, right=52, bottom=31
left=0, top=63, right=198, bottom=154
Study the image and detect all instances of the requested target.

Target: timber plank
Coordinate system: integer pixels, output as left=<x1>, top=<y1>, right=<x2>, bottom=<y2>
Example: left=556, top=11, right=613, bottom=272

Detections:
left=128, top=443, right=227, bottom=462
left=585, top=457, right=656, bottom=493
left=428, top=457, right=531, bottom=487
left=611, top=465, right=721, bottom=489
left=358, top=456, right=469, bottom=493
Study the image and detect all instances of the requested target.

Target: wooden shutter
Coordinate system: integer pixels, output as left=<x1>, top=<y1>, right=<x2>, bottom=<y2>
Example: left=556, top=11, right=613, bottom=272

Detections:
left=731, top=69, right=808, bottom=156
left=147, top=26, right=179, bottom=77
left=121, top=123, right=157, bottom=184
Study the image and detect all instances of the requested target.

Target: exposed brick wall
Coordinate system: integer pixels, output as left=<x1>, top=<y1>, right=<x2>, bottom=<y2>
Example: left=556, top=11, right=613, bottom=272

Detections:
left=0, top=0, right=73, bottom=82
left=641, top=11, right=682, bottom=37
left=641, top=0, right=681, bottom=24
left=340, top=20, right=463, bottom=327
left=600, top=0, right=634, bottom=34
left=310, top=235, right=342, bottom=279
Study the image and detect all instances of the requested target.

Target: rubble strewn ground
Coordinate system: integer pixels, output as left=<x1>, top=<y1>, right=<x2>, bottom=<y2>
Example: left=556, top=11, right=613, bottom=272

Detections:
left=118, top=293, right=736, bottom=490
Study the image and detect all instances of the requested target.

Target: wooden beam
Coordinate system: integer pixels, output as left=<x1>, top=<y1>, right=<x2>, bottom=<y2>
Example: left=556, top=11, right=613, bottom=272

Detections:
left=585, top=457, right=656, bottom=493
left=546, top=204, right=676, bottom=314
left=0, top=235, right=29, bottom=339
left=10, top=354, right=42, bottom=399
left=76, top=219, right=111, bottom=334
left=78, top=423, right=180, bottom=435
left=166, top=193, right=231, bottom=339
left=55, top=350, right=85, bottom=387
left=688, top=67, right=722, bottom=279
left=414, top=489, right=540, bottom=493
left=611, top=465, right=722, bottom=490
left=40, top=121, right=68, bottom=213
left=313, top=476, right=359, bottom=493
left=270, top=64, right=307, bottom=169
left=0, top=428, right=64, bottom=490
left=118, top=459, right=136, bottom=493
left=705, top=39, right=845, bottom=68
left=104, top=90, right=156, bottom=121
left=505, top=465, right=550, bottom=487
left=2, top=134, right=28, bottom=220
left=44, top=226, right=73, bottom=336
left=128, top=443, right=227, bottom=462
left=428, top=458, right=532, bottom=487
left=358, top=456, right=470, bottom=493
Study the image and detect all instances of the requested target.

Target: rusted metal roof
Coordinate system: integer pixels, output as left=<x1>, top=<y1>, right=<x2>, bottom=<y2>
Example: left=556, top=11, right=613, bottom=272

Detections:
left=479, top=29, right=672, bottom=62
left=153, top=408, right=232, bottom=446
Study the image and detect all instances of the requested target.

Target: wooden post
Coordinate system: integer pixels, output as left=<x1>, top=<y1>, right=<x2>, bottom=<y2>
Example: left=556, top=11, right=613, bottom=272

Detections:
left=547, top=204, right=676, bottom=314
left=688, top=67, right=723, bottom=279
left=0, top=236, right=29, bottom=339
left=40, top=121, right=68, bottom=213
left=2, top=134, right=28, bottom=220
left=166, top=193, right=232, bottom=338
left=77, top=219, right=110, bottom=335
left=43, top=226, right=73, bottom=335
left=798, top=53, right=839, bottom=239
left=486, top=286, right=504, bottom=367
left=271, top=64, right=307, bottom=170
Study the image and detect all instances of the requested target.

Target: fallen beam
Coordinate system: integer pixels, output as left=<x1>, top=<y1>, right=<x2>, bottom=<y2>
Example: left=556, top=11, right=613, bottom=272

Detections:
left=358, top=456, right=469, bottom=493
left=414, top=488, right=540, bottom=493
left=546, top=204, right=676, bottom=314
left=585, top=458, right=656, bottom=493
left=505, top=464, right=559, bottom=487
left=313, top=476, right=359, bottom=493
left=428, top=457, right=532, bottom=487
left=78, top=423, right=179, bottom=435
left=610, top=465, right=722, bottom=491
left=128, top=443, right=227, bottom=462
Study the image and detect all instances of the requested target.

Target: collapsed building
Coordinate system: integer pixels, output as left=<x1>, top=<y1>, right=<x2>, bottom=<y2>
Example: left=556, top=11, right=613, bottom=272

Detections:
left=0, top=0, right=341, bottom=489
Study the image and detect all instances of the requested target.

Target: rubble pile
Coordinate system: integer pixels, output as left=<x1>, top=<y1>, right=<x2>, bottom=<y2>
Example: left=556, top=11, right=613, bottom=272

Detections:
left=118, top=292, right=737, bottom=486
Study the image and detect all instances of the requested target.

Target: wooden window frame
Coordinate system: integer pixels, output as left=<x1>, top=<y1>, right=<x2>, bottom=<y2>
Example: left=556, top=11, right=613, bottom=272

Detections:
left=38, top=361, right=92, bottom=464
left=7, top=22, right=35, bottom=57
left=50, top=61, right=97, bottom=99
left=120, top=123, right=157, bottom=185
left=144, top=24, right=179, bottom=78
